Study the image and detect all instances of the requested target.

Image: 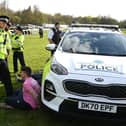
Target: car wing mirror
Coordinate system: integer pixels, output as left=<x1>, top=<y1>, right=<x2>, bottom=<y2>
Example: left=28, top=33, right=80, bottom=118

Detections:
left=45, top=44, right=56, bottom=51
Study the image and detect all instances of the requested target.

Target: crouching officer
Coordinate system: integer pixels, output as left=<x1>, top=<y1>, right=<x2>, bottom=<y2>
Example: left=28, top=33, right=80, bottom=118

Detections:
left=11, top=26, right=25, bottom=74
left=0, top=16, right=13, bottom=96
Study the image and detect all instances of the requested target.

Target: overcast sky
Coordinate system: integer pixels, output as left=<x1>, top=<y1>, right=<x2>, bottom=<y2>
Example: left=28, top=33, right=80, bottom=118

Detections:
left=7, top=0, right=126, bottom=21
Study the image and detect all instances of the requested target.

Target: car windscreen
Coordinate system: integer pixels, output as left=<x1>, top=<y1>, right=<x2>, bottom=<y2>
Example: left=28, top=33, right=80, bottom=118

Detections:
left=61, top=32, right=126, bottom=56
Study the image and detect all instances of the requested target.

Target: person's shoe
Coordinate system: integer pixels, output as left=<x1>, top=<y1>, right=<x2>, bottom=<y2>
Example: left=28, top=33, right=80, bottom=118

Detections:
left=15, top=73, right=22, bottom=82
left=0, top=102, right=13, bottom=109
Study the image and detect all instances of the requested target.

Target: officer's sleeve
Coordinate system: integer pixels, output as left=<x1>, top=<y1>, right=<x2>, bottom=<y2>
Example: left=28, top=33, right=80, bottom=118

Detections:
left=17, top=35, right=24, bottom=46
left=6, top=34, right=11, bottom=50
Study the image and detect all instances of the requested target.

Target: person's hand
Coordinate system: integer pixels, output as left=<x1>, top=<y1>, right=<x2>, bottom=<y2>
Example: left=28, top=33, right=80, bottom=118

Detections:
left=15, top=36, right=19, bottom=40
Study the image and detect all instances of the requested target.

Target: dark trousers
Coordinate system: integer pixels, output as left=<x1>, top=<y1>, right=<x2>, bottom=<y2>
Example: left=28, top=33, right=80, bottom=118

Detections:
left=6, top=89, right=32, bottom=109
left=51, top=50, right=55, bottom=56
left=13, top=51, right=25, bottom=73
left=0, top=59, right=13, bottom=96
left=39, top=33, right=43, bottom=38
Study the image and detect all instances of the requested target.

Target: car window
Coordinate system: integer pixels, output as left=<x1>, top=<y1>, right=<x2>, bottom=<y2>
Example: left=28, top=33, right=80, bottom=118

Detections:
left=61, top=32, right=126, bottom=56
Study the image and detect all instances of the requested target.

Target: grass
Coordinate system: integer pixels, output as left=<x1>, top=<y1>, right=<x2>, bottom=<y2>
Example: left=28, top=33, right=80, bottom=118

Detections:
left=2, top=31, right=91, bottom=126
left=8, top=32, right=50, bottom=72
left=0, top=31, right=53, bottom=126
left=1, top=31, right=92, bottom=126
left=0, top=30, right=126, bottom=126
left=0, top=31, right=50, bottom=100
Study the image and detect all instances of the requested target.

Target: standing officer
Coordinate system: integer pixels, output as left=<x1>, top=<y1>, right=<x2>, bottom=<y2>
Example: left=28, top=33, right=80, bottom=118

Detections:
left=48, top=22, right=62, bottom=55
left=5, top=21, right=12, bottom=63
left=0, top=15, right=13, bottom=96
left=11, top=26, right=25, bottom=75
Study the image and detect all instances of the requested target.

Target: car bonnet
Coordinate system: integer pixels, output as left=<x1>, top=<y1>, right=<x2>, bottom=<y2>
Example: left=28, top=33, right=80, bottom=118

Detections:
left=54, top=50, right=126, bottom=78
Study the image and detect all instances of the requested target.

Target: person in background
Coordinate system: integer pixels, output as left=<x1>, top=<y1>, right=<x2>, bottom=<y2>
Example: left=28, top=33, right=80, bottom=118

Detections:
left=0, top=15, right=13, bottom=96
left=48, top=22, right=62, bottom=55
left=39, top=27, right=43, bottom=38
left=5, top=21, right=12, bottom=63
left=11, top=26, right=26, bottom=77
left=0, top=66, right=41, bottom=109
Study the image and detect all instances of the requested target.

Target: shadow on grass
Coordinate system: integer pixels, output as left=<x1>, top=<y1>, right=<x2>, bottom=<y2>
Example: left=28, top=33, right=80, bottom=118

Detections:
left=0, top=103, right=125, bottom=126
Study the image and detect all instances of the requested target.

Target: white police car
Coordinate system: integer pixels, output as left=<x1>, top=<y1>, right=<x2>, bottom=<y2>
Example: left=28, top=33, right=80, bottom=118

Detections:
left=41, top=24, right=126, bottom=119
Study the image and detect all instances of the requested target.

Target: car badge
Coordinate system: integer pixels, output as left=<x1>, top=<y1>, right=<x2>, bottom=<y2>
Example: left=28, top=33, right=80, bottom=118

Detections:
left=93, top=60, right=104, bottom=64
left=95, top=78, right=104, bottom=82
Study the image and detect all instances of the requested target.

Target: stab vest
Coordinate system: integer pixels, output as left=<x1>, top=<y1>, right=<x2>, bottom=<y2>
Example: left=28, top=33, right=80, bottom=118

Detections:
left=52, top=28, right=61, bottom=45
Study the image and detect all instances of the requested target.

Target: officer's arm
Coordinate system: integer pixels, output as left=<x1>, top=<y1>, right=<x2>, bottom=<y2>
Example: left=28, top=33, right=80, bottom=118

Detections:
left=48, top=29, right=54, bottom=44
left=6, top=35, right=11, bottom=54
left=48, top=38, right=54, bottom=44
left=16, top=35, right=24, bottom=46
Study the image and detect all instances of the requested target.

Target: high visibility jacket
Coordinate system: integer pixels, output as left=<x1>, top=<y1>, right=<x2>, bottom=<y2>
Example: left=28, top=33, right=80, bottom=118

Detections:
left=11, top=33, right=24, bottom=52
left=6, top=31, right=12, bottom=50
left=0, top=29, right=11, bottom=59
left=7, top=30, right=12, bottom=39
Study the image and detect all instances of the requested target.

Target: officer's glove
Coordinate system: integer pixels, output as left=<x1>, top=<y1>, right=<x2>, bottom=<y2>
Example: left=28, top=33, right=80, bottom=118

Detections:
left=15, top=36, right=19, bottom=40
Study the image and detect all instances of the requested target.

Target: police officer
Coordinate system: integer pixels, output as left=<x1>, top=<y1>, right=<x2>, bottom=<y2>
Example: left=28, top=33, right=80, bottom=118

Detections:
left=5, top=21, right=12, bottom=63
left=48, top=22, right=62, bottom=55
left=0, top=15, right=13, bottom=96
left=11, top=26, right=25, bottom=75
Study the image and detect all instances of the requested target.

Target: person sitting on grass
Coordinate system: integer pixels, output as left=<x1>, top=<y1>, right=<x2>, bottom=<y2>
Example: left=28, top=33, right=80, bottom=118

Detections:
left=0, top=66, right=41, bottom=109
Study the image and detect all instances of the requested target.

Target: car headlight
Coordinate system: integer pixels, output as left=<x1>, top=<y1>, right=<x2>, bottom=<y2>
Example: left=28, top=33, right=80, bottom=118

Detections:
left=51, top=59, right=68, bottom=75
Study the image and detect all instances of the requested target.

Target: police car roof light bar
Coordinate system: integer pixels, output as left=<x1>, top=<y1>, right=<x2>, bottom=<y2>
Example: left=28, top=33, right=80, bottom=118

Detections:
left=70, top=24, right=119, bottom=31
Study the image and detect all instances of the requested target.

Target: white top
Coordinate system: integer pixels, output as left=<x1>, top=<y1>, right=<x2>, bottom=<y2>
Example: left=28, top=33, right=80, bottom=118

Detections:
left=48, top=29, right=54, bottom=39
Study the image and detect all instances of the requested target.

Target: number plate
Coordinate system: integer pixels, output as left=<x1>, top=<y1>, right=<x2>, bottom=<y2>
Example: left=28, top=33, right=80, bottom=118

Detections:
left=78, top=101, right=117, bottom=113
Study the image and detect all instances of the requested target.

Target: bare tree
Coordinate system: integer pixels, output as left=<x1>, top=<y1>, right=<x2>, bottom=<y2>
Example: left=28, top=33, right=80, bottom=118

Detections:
left=0, top=0, right=9, bottom=15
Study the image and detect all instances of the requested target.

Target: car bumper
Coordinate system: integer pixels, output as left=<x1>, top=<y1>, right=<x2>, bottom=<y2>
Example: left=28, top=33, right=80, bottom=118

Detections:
left=60, top=99, right=126, bottom=120
left=41, top=72, right=126, bottom=119
left=43, top=95, right=126, bottom=120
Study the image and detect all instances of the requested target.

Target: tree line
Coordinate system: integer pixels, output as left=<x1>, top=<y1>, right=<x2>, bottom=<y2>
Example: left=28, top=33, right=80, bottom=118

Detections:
left=0, top=1, right=126, bottom=28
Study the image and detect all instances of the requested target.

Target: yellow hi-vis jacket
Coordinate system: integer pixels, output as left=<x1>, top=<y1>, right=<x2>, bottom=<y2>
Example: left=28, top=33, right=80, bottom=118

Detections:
left=11, top=33, right=24, bottom=52
left=0, top=29, right=11, bottom=59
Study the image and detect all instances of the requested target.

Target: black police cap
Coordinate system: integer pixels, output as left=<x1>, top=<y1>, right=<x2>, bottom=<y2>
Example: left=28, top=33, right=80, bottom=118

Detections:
left=7, top=21, right=12, bottom=27
left=16, top=26, right=23, bottom=33
left=0, top=15, right=9, bottom=24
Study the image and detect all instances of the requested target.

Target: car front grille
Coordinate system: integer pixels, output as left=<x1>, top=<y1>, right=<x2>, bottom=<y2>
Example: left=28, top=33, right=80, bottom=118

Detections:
left=63, top=80, right=126, bottom=99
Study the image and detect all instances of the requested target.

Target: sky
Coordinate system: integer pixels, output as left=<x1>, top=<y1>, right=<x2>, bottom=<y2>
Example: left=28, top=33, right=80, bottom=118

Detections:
left=6, top=0, right=126, bottom=21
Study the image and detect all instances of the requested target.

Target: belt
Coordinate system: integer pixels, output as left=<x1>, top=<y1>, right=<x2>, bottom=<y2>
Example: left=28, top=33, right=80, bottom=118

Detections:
left=0, top=59, right=5, bottom=61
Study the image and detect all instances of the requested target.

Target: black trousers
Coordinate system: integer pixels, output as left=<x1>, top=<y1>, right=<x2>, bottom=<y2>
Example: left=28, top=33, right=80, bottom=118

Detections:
left=6, top=89, right=32, bottom=109
left=0, top=59, right=13, bottom=96
left=39, top=33, right=43, bottom=38
left=13, top=51, right=25, bottom=73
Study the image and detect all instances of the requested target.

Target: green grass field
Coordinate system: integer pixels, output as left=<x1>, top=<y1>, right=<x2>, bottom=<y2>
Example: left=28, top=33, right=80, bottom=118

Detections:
left=0, top=31, right=53, bottom=126
left=0, top=31, right=50, bottom=99
left=8, top=32, right=50, bottom=72
left=0, top=31, right=97, bottom=126
left=0, top=30, right=126, bottom=126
